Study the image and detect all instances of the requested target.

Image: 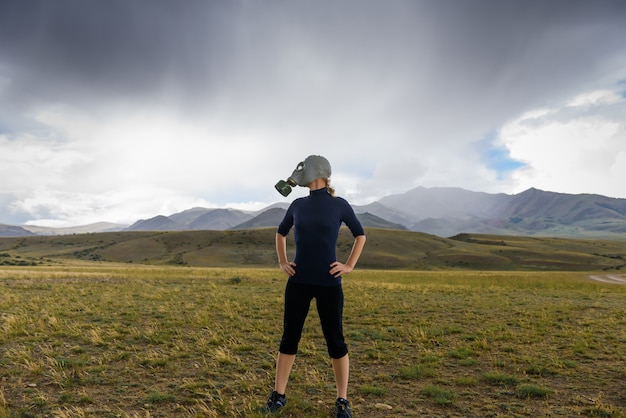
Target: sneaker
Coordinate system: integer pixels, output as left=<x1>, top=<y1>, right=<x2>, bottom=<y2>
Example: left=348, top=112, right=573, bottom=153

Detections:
left=335, top=398, right=352, bottom=418
left=261, top=390, right=287, bottom=413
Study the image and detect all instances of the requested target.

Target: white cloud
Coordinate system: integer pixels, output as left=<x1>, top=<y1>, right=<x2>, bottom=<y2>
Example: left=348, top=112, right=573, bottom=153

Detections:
left=611, top=151, right=626, bottom=179
left=500, top=89, right=626, bottom=198
left=16, top=185, right=219, bottom=227
left=4, top=103, right=299, bottom=225
left=565, top=89, right=622, bottom=108
left=0, top=132, right=90, bottom=193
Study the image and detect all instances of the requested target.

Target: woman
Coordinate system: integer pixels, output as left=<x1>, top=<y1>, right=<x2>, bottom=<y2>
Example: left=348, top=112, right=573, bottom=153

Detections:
left=263, top=155, right=366, bottom=418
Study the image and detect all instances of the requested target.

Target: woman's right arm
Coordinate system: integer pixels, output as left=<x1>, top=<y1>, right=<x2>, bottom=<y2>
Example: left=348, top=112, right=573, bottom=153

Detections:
left=276, top=233, right=295, bottom=276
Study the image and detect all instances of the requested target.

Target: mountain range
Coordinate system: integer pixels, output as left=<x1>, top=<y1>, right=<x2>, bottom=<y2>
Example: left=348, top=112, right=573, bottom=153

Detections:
left=3, top=186, right=626, bottom=239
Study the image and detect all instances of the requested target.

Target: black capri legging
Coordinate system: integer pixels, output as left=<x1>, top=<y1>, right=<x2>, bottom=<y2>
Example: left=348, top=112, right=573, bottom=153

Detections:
left=279, top=281, right=348, bottom=359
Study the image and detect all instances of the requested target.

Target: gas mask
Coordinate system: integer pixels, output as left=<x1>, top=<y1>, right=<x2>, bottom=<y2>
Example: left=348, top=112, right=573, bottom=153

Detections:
left=275, top=155, right=332, bottom=197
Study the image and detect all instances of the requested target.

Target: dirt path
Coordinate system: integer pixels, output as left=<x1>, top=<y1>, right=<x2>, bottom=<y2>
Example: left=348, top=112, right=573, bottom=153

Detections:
left=588, top=274, right=626, bottom=284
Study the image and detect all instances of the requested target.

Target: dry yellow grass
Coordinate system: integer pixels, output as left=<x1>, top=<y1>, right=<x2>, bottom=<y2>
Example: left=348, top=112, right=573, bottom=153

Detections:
left=0, top=265, right=624, bottom=417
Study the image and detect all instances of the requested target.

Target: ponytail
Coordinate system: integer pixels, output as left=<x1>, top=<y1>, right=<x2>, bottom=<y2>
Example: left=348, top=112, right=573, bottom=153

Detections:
left=325, top=178, right=335, bottom=197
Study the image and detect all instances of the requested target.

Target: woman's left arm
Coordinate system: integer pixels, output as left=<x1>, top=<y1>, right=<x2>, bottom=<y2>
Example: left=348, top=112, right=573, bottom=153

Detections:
left=330, top=234, right=367, bottom=278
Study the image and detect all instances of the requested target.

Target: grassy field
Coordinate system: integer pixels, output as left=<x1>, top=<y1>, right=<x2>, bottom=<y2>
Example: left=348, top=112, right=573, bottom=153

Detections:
left=1, top=264, right=624, bottom=417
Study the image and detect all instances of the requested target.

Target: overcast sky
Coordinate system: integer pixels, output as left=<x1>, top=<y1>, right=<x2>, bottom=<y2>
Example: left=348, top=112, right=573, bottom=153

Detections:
left=1, top=0, right=626, bottom=227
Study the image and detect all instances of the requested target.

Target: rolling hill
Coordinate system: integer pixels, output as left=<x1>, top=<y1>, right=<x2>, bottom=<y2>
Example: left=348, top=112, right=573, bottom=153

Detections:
left=1, top=228, right=625, bottom=271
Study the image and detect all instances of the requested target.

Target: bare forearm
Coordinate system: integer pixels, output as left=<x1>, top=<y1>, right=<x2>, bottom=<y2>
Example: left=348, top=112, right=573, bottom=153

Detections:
left=275, top=233, right=288, bottom=264
left=345, top=235, right=366, bottom=269
left=276, top=233, right=296, bottom=276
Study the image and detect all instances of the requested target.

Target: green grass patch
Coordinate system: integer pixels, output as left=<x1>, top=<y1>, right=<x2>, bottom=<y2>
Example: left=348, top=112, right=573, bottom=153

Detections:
left=525, top=363, right=557, bottom=377
left=517, top=384, right=554, bottom=399
left=455, top=376, right=478, bottom=386
left=359, top=384, right=388, bottom=397
left=421, top=385, right=456, bottom=405
left=145, top=390, right=176, bottom=404
left=482, top=372, right=519, bottom=386
left=397, top=364, right=436, bottom=379
left=448, top=347, right=475, bottom=359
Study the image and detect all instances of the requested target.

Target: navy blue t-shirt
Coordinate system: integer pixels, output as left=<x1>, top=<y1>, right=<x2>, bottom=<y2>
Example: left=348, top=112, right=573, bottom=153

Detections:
left=277, top=188, right=365, bottom=286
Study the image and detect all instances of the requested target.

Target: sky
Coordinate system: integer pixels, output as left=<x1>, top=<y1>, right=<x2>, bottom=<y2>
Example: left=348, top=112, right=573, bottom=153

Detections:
left=1, top=0, right=626, bottom=227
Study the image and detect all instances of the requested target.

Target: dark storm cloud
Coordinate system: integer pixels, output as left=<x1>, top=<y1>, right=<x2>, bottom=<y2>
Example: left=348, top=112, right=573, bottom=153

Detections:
left=2, top=0, right=625, bottom=119
left=0, top=1, right=233, bottom=110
